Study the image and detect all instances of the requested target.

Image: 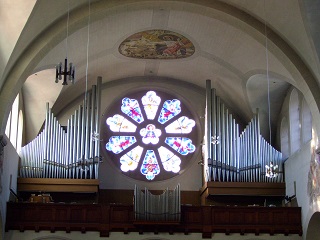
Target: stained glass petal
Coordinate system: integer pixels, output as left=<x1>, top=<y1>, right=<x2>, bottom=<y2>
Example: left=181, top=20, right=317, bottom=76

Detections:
left=120, top=146, right=143, bottom=172
left=106, top=136, right=136, bottom=154
left=165, top=137, right=195, bottom=155
left=121, top=97, right=144, bottom=124
left=140, top=124, right=162, bottom=144
left=141, top=91, right=161, bottom=120
left=140, top=150, right=160, bottom=180
left=158, top=99, right=181, bottom=124
left=106, top=114, right=137, bottom=132
left=158, top=146, right=181, bottom=173
left=165, top=116, right=195, bottom=133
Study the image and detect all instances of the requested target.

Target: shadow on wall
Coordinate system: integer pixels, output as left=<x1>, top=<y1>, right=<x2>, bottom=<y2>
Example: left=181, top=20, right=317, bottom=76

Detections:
left=306, top=212, right=320, bottom=240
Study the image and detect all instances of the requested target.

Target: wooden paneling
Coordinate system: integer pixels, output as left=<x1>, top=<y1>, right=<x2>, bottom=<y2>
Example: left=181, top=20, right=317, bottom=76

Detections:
left=5, top=202, right=302, bottom=238
left=17, top=178, right=99, bottom=193
left=201, top=182, right=286, bottom=197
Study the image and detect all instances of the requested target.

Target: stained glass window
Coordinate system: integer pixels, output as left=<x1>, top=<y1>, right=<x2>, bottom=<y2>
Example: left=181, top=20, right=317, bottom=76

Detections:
left=121, top=97, right=144, bottom=123
left=104, top=90, right=197, bottom=181
left=158, top=99, right=181, bottom=124
left=107, top=114, right=137, bottom=132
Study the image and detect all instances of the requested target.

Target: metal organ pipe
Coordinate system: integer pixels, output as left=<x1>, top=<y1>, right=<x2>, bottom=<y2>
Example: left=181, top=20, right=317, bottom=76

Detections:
left=134, top=185, right=181, bottom=222
left=204, top=80, right=284, bottom=183
left=95, top=77, right=102, bottom=178
left=19, top=78, right=102, bottom=180
left=205, top=80, right=212, bottom=182
left=225, top=109, right=229, bottom=182
left=217, top=97, right=221, bottom=181
left=211, top=88, right=217, bottom=181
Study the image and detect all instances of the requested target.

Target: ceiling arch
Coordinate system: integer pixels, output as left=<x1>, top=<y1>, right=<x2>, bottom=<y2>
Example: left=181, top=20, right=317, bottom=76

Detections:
left=1, top=0, right=320, bottom=139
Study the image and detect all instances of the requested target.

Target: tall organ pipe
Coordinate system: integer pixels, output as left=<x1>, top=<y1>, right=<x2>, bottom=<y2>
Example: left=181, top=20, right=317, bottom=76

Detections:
left=211, top=88, right=217, bottom=181
left=95, top=77, right=102, bottom=178
left=19, top=79, right=102, bottom=180
left=217, top=97, right=221, bottom=181
left=205, top=80, right=212, bottom=182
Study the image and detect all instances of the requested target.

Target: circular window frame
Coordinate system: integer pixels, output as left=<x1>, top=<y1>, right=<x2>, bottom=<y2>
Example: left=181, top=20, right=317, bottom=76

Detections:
left=101, top=89, right=199, bottom=181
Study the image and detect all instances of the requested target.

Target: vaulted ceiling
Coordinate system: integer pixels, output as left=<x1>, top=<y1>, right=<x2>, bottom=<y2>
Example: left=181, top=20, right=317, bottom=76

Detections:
left=1, top=0, right=320, bottom=145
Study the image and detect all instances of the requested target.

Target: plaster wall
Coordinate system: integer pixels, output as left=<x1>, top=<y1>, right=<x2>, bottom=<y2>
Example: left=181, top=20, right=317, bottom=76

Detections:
left=0, top=136, right=19, bottom=240
left=284, top=141, right=312, bottom=240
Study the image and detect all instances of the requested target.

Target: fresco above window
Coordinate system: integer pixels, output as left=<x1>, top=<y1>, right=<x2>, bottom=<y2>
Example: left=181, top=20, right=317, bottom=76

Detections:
left=103, top=90, right=197, bottom=181
left=118, top=30, right=195, bottom=59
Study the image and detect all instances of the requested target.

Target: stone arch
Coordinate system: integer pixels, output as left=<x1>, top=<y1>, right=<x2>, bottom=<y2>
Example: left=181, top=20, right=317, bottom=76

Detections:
left=306, top=212, right=320, bottom=240
left=1, top=0, right=320, bottom=138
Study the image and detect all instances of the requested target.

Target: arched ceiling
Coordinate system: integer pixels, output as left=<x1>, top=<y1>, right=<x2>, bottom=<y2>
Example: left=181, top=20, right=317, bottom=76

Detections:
left=1, top=0, right=320, bottom=144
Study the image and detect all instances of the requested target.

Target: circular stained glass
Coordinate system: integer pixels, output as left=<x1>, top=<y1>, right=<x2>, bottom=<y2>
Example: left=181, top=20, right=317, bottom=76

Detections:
left=102, top=90, right=197, bottom=181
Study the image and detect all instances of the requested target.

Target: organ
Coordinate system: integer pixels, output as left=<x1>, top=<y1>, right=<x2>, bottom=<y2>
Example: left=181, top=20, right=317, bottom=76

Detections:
left=18, top=77, right=102, bottom=192
left=201, top=80, right=285, bottom=204
left=17, top=78, right=284, bottom=197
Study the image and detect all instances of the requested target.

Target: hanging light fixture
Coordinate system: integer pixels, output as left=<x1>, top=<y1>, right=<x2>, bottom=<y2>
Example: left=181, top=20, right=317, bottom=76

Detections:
left=55, top=0, right=75, bottom=85
left=263, top=1, right=278, bottom=179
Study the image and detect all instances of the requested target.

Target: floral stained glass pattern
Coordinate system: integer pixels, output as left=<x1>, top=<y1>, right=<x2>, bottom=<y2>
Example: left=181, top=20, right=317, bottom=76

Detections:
left=105, top=91, right=196, bottom=180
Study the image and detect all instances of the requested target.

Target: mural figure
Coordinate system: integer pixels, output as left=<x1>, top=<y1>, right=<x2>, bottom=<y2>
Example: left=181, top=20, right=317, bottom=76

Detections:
left=308, top=148, right=320, bottom=203
left=119, top=30, right=195, bottom=59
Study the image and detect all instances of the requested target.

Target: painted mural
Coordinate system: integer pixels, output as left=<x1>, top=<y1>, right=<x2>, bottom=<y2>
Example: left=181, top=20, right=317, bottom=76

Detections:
left=118, top=30, right=195, bottom=59
left=308, top=148, right=320, bottom=203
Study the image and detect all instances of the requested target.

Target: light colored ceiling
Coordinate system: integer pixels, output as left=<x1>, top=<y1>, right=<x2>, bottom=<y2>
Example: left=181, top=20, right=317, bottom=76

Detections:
left=1, top=0, right=320, bottom=144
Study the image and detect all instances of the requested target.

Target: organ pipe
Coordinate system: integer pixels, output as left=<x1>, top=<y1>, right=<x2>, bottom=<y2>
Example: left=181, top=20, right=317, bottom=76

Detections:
left=205, top=80, right=212, bottom=182
left=19, top=77, right=102, bottom=180
left=134, top=184, right=181, bottom=222
left=211, top=88, right=217, bottom=181
left=204, top=80, right=284, bottom=183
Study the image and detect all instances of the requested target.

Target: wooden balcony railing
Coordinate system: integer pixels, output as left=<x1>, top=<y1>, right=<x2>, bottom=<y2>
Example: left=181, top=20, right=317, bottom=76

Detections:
left=5, top=202, right=302, bottom=238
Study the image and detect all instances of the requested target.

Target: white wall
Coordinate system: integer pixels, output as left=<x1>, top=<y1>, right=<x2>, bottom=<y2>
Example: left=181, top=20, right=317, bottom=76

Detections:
left=284, top=141, right=312, bottom=239
left=0, top=135, right=19, bottom=239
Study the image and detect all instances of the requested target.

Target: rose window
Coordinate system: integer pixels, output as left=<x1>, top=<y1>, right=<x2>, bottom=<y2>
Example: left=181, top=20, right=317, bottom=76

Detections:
left=104, top=90, right=196, bottom=181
